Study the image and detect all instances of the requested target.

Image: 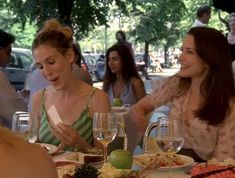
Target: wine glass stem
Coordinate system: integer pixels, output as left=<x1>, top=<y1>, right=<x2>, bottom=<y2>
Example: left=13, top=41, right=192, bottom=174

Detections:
left=103, top=143, right=108, bottom=162
left=168, top=154, right=173, bottom=178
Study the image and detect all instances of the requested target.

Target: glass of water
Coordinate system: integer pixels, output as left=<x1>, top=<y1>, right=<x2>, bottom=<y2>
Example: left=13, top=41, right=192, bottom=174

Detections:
left=156, top=117, right=184, bottom=177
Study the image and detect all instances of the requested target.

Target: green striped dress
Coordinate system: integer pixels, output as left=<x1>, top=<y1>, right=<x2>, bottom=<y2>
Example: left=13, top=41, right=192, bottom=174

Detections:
left=38, top=88, right=96, bottom=150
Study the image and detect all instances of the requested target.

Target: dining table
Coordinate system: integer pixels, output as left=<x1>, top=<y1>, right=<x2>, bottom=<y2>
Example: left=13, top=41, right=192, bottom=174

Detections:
left=52, top=151, right=192, bottom=178
left=52, top=104, right=192, bottom=178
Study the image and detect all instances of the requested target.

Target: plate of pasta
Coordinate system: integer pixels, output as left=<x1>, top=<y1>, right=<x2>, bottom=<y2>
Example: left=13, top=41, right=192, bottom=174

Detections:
left=133, top=153, right=194, bottom=170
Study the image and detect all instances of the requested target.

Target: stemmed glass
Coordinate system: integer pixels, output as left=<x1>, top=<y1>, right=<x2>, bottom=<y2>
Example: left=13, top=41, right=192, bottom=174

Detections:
left=93, top=112, right=118, bottom=162
left=156, top=117, right=184, bottom=178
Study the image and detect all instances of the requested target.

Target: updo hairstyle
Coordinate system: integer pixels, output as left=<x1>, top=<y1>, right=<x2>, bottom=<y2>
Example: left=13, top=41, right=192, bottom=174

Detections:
left=32, top=19, right=73, bottom=56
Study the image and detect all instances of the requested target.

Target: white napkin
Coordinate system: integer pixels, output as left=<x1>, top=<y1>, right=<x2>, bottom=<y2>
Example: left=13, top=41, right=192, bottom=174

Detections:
left=47, top=105, right=63, bottom=126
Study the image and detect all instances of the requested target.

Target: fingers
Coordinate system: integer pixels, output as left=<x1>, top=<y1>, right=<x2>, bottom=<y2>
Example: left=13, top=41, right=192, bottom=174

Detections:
left=57, top=142, right=66, bottom=151
left=52, top=123, right=78, bottom=146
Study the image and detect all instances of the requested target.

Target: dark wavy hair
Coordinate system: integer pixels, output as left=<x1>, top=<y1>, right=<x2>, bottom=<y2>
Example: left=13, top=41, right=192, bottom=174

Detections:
left=196, top=5, right=211, bottom=18
left=0, top=29, right=15, bottom=48
left=178, top=27, right=235, bottom=125
left=103, top=44, right=142, bottom=92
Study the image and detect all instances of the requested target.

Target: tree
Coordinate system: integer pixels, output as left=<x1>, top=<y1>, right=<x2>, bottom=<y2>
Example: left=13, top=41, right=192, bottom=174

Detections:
left=0, top=0, right=130, bottom=39
left=131, top=0, right=186, bottom=66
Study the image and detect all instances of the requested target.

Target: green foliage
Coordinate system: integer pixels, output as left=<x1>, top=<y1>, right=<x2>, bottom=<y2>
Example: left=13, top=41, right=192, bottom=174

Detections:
left=0, top=0, right=231, bottom=52
left=0, top=0, right=130, bottom=39
left=133, top=0, right=186, bottom=47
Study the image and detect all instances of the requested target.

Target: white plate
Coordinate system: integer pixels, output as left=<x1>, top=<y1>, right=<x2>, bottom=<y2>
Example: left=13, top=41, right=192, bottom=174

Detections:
left=37, top=143, right=58, bottom=155
left=134, top=153, right=194, bottom=170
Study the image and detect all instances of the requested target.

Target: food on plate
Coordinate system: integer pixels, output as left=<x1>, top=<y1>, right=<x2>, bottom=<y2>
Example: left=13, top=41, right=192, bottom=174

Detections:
left=66, top=152, right=103, bottom=164
left=56, top=161, right=79, bottom=178
left=191, top=165, right=235, bottom=177
left=82, top=147, right=103, bottom=155
left=73, top=164, right=98, bottom=178
left=134, top=153, right=184, bottom=168
left=191, top=157, right=235, bottom=178
left=108, top=149, right=133, bottom=169
left=207, top=157, right=235, bottom=166
left=56, top=163, right=98, bottom=178
left=98, top=162, right=137, bottom=178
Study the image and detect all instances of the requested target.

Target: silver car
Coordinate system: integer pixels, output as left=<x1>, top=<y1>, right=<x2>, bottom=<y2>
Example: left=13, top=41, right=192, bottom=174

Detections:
left=5, top=48, right=33, bottom=91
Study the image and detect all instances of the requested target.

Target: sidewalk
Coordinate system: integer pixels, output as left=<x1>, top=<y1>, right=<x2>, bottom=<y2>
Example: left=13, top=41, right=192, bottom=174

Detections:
left=143, top=66, right=179, bottom=93
left=148, top=66, right=179, bottom=79
left=93, top=66, right=179, bottom=91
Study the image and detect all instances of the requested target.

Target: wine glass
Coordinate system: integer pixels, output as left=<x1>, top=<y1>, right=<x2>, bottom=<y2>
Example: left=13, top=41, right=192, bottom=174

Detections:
left=156, top=117, right=184, bottom=178
left=93, top=112, right=118, bottom=162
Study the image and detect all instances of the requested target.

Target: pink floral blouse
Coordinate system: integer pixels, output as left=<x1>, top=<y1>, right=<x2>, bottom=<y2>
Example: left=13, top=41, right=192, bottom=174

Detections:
left=149, top=75, right=235, bottom=161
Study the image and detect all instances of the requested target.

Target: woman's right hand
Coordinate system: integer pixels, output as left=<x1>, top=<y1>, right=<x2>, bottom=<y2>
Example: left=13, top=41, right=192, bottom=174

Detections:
left=52, top=123, right=91, bottom=150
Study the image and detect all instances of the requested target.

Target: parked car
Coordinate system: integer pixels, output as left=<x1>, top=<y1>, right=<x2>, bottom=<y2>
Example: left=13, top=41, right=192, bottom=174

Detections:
left=5, top=48, right=33, bottom=91
left=95, top=54, right=106, bottom=81
left=82, top=53, right=98, bottom=82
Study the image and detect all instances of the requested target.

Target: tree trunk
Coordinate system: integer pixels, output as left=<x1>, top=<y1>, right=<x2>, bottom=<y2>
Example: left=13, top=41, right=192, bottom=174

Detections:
left=57, top=0, right=74, bottom=27
left=164, top=45, right=170, bottom=67
left=144, top=41, right=149, bottom=67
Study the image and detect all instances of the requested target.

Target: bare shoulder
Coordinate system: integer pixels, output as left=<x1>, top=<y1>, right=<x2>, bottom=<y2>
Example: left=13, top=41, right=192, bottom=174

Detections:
left=91, top=87, right=111, bottom=112
left=32, top=89, right=45, bottom=103
left=131, top=77, right=144, bottom=86
left=0, top=129, right=57, bottom=178
left=31, top=89, right=45, bottom=115
left=93, top=87, right=109, bottom=98
left=19, top=143, right=57, bottom=178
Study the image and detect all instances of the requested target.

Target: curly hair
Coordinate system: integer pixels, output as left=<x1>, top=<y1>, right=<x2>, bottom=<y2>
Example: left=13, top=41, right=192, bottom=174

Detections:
left=32, top=18, right=73, bottom=56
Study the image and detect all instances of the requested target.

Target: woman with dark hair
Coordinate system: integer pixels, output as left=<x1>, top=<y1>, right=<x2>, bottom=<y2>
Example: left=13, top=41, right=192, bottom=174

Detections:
left=227, top=13, right=235, bottom=61
left=103, top=44, right=146, bottom=106
left=130, top=27, right=235, bottom=161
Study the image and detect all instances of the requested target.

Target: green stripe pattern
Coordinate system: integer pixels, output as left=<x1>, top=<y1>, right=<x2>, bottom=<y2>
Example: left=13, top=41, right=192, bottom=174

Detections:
left=39, top=106, right=93, bottom=150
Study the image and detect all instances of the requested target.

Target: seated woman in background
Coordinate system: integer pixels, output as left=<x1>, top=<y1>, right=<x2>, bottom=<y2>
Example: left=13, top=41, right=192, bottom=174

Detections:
left=103, top=44, right=146, bottom=106
left=226, top=13, right=235, bottom=61
left=31, top=19, right=110, bottom=151
left=0, top=126, right=58, bottom=178
left=130, top=27, right=235, bottom=161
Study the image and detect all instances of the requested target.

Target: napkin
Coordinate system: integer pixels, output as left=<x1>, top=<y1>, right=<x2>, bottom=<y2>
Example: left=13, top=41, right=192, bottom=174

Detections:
left=47, top=105, right=63, bottom=126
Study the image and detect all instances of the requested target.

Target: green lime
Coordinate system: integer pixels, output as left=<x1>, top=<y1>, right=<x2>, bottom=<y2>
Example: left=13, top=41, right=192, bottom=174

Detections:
left=108, top=149, right=133, bottom=169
